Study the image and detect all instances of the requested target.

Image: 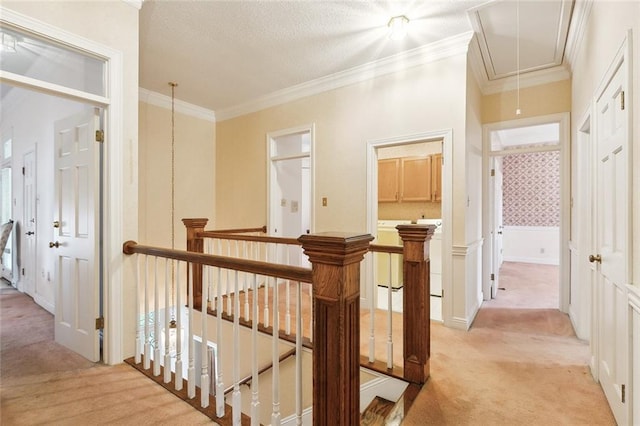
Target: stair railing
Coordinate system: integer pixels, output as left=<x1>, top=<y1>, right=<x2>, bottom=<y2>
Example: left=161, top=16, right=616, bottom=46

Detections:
left=185, top=219, right=436, bottom=385
left=123, top=229, right=373, bottom=425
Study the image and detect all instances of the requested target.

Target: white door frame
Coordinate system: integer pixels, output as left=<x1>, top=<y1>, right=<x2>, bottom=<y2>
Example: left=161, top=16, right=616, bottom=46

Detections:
left=482, top=112, right=570, bottom=311
left=266, top=124, right=315, bottom=238
left=0, top=8, right=124, bottom=364
left=366, top=129, right=453, bottom=323
left=22, top=149, right=37, bottom=299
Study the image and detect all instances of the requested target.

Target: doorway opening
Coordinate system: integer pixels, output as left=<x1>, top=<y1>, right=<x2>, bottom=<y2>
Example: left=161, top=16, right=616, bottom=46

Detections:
left=482, top=114, right=569, bottom=314
left=267, top=125, right=314, bottom=268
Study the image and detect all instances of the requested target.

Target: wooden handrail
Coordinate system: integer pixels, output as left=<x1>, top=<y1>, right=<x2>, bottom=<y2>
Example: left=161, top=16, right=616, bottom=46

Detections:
left=200, top=231, right=301, bottom=246
left=123, top=241, right=313, bottom=283
left=369, top=244, right=403, bottom=254
left=206, top=226, right=267, bottom=234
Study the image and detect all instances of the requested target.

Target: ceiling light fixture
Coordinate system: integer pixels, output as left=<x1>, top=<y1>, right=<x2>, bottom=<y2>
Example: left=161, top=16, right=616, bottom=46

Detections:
left=388, top=15, right=409, bottom=41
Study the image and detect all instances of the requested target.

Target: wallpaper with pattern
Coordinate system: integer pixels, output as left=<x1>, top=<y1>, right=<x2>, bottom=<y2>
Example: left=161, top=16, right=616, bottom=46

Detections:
left=502, top=151, right=560, bottom=227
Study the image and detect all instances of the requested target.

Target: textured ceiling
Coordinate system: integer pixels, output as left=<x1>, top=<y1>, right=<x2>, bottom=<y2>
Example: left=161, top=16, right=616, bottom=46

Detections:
left=139, top=0, right=485, bottom=112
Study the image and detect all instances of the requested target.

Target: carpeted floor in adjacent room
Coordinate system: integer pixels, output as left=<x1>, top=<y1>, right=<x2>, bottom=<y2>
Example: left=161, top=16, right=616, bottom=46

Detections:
left=1, top=262, right=615, bottom=425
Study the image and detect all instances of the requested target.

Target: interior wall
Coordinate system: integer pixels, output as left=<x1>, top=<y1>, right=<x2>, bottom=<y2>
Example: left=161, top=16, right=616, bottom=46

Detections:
left=571, top=1, right=640, bottom=289
left=482, top=79, right=572, bottom=124
left=138, top=101, right=215, bottom=250
left=216, top=54, right=468, bottom=237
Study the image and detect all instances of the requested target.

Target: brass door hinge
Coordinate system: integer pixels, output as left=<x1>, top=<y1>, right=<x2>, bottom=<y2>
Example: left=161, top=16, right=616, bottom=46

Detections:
left=621, top=91, right=625, bottom=110
left=95, top=130, right=104, bottom=143
left=490, top=169, right=495, bottom=177
left=621, top=384, right=625, bottom=403
left=95, top=317, right=105, bottom=330
left=491, top=273, right=495, bottom=281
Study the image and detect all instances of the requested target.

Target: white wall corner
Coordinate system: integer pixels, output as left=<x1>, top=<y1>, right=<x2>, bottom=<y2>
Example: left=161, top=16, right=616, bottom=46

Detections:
left=139, top=88, right=216, bottom=123
left=467, top=34, right=489, bottom=93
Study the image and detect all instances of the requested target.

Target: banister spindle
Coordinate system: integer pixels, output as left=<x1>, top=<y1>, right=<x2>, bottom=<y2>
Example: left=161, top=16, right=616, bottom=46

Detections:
left=164, top=258, right=171, bottom=384
left=299, top=232, right=373, bottom=426
left=175, top=261, right=184, bottom=391
left=215, top=266, right=225, bottom=418
left=201, top=260, right=210, bottom=408
left=386, top=253, right=394, bottom=370
left=134, top=254, right=142, bottom=364
left=144, top=255, right=151, bottom=370
left=251, top=273, right=260, bottom=426
left=154, top=256, right=161, bottom=376
left=271, top=275, right=281, bottom=425
left=188, top=262, right=196, bottom=399
left=232, top=271, right=241, bottom=425
left=369, top=252, right=376, bottom=363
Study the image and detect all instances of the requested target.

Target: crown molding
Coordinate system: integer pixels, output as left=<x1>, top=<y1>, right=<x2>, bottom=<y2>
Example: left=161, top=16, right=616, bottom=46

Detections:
left=122, top=0, right=143, bottom=10
left=564, top=0, right=593, bottom=71
left=481, top=65, right=571, bottom=95
left=139, top=88, right=216, bottom=122
left=216, top=31, right=474, bottom=121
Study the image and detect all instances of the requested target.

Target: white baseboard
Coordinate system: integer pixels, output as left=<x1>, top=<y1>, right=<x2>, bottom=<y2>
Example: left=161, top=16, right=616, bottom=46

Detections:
left=34, top=294, right=54, bottom=314
left=503, top=256, right=559, bottom=265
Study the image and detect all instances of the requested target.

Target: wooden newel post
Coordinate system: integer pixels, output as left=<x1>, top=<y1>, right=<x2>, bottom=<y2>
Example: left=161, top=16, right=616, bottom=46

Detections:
left=298, top=232, right=374, bottom=426
left=182, top=218, right=208, bottom=310
left=397, top=224, right=436, bottom=385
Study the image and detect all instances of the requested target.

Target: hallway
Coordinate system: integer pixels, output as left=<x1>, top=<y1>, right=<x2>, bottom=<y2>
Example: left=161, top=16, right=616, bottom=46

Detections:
left=403, top=261, right=614, bottom=424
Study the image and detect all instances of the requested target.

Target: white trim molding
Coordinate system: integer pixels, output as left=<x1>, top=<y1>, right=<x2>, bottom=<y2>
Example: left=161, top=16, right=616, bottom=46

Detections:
left=564, top=0, right=594, bottom=71
left=217, top=32, right=474, bottom=121
left=139, top=88, right=216, bottom=122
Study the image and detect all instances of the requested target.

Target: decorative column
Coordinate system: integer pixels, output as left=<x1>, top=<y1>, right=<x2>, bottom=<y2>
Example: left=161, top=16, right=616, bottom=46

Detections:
left=298, top=232, right=374, bottom=426
left=182, top=218, right=208, bottom=310
left=397, top=224, right=435, bottom=384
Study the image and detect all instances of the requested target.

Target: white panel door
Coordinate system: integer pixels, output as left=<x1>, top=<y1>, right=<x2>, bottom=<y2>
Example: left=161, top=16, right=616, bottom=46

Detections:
left=488, top=156, right=503, bottom=299
left=23, top=150, right=37, bottom=296
left=595, top=61, right=629, bottom=426
left=53, top=110, right=101, bottom=362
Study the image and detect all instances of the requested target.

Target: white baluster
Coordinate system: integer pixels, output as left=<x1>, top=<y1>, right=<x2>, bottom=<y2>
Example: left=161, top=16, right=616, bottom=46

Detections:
left=271, top=276, right=281, bottom=425
left=295, top=282, right=303, bottom=425
left=233, top=271, right=241, bottom=426
left=207, top=239, right=214, bottom=311
left=215, top=267, right=225, bottom=418
left=369, top=252, right=376, bottom=363
left=144, top=255, right=151, bottom=370
left=251, top=274, right=260, bottom=426
left=242, top=241, right=250, bottom=321
left=188, top=263, right=196, bottom=399
left=387, top=254, right=394, bottom=370
left=164, top=258, right=171, bottom=383
left=134, top=254, right=142, bottom=364
left=226, top=242, right=232, bottom=315
left=201, top=260, right=210, bottom=408
left=153, top=256, right=161, bottom=376
left=285, top=248, right=291, bottom=335
left=263, top=245, right=270, bottom=328
left=175, top=261, right=184, bottom=391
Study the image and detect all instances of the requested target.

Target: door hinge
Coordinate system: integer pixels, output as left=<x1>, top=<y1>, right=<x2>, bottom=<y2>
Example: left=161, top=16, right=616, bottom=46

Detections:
left=21, top=268, right=25, bottom=276
left=22, top=167, right=25, bottom=175
left=621, top=384, right=625, bottom=403
left=620, top=91, right=625, bottom=110
left=490, top=169, right=495, bottom=177
left=95, top=130, right=104, bottom=143
left=491, top=273, right=495, bottom=281
left=95, top=317, right=105, bottom=330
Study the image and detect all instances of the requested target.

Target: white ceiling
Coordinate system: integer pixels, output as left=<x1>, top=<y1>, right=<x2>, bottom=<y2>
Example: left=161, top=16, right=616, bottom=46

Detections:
left=1, top=1, right=578, bottom=117
left=139, top=0, right=576, bottom=116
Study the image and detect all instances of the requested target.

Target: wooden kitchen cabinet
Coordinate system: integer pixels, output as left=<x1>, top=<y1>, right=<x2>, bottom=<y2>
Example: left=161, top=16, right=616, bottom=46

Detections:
left=378, top=154, right=441, bottom=203
left=378, top=158, right=400, bottom=202
left=400, top=157, right=431, bottom=201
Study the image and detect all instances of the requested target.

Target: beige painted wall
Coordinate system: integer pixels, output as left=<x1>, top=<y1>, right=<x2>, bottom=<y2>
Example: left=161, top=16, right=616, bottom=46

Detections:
left=139, top=102, right=215, bottom=250
left=571, top=1, right=640, bottom=288
left=482, top=79, right=572, bottom=124
left=2, top=1, right=139, bottom=360
left=216, top=55, right=468, bottom=239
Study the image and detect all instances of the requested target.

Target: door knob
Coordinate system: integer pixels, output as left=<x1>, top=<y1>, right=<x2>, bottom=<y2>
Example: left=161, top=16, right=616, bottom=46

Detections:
left=49, top=241, right=60, bottom=248
left=26, top=231, right=34, bottom=236
left=53, top=221, right=60, bottom=228
left=589, top=254, right=602, bottom=263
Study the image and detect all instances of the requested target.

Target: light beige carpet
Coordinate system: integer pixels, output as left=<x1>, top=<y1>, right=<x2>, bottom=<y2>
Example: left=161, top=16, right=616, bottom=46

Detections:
left=1, top=262, right=615, bottom=425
